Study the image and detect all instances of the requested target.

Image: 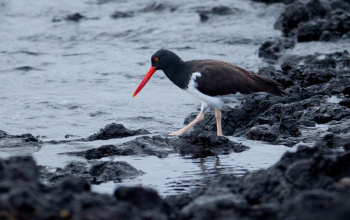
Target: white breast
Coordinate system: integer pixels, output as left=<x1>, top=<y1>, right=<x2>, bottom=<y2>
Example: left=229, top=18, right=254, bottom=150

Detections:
left=185, top=72, right=246, bottom=111
left=185, top=72, right=224, bottom=110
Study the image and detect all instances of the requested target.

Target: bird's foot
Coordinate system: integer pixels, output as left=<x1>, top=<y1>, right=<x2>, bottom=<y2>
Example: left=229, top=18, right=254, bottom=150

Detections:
left=169, top=128, right=185, bottom=136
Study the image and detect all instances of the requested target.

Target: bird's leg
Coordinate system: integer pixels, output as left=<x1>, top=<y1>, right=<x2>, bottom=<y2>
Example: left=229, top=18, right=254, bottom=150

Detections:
left=215, top=108, right=222, bottom=136
left=169, top=111, right=205, bottom=135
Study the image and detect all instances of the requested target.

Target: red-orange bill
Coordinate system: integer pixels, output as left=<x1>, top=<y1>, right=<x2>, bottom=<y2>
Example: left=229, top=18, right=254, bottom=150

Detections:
left=132, top=66, right=156, bottom=97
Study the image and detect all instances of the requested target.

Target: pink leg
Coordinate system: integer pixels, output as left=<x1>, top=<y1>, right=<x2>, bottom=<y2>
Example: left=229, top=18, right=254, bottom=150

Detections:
left=169, top=111, right=205, bottom=135
left=215, top=109, right=222, bottom=136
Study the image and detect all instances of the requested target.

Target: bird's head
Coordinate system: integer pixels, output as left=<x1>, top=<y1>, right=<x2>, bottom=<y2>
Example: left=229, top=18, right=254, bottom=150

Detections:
left=132, top=49, right=181, bottom=97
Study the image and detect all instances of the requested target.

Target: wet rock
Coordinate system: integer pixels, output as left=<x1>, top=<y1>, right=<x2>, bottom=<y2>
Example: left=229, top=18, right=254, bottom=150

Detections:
left=85, top=135, right=175, bottom=159
left=90, top=161, right=142, bottom=184
left=14, top=66, right=37, bottom=71
left=0, top=131, right=41, bottom=148
left=274, top=0, right=329, bottom=36
left=87, top=123, right=150, bottom=141
left=280, top=190, right=350, bottom=220
left=274, top=0, right=350, bottom=41
left=172, top=144, right=350, bottom=220
left=46, top=161, right=91, bottom=184
left=2, top=143, right=350, bottom=219
left=84, top=132, right=247, bottom=160
left=66, top=13, right=85, bottom=22
left=110, top=11, right=134, bottom=19
left=245, top=124, right=280, bottom=142
left=141, top=2, right=177, bottom=12
left=252, top=0, right=296, bottom=3
left=0, top=156, right=176, bottom=219
left=180, top=193, right=248, bottom=220
left=114, top=186, right=176, bottom=219
left=168, top=131, right=249, bottom=158
left=44, top=161, right=143, bottom=185
left=197, top=6, right=236, bottom=22
left=258, top=38, right=295, bottom=61
left=339, top=98, right=350, bottom=108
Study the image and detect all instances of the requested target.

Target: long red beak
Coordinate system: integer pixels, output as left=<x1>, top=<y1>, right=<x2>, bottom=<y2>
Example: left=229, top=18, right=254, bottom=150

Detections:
left=132, top=66, right=157, bottom=97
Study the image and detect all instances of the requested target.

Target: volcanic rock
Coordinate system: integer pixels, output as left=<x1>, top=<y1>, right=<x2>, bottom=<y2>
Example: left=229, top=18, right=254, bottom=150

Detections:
left=84, top=131, right=248, bottom=160
left=87, top=123, right=150, bottom=141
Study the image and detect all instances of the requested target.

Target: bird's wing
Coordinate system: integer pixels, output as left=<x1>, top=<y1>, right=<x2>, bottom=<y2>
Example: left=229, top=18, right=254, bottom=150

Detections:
left=189, top=60, right=284, bottom=97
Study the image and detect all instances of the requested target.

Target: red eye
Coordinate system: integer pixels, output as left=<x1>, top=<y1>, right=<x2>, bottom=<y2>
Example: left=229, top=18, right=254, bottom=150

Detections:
left=154, top=57, right=159, bottom=62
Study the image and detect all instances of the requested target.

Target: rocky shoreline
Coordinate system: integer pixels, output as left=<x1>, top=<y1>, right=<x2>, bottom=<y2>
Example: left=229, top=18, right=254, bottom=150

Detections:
left=1, top=0, right=350, bottom=219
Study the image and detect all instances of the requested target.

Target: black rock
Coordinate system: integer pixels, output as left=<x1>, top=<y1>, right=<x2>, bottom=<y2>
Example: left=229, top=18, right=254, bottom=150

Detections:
left=0, top=156, right=176, bottom=219
left=252, top=0, right=296, bottom=3
left=245, top=124, right=280, bottom=142
left=66, top=13, right=85, bottom=22
left=110, top=11, right=134, bottom=19
left=115, top=186, right=177, bottom=219
left=85, top=135, right=175, bottom=159
left=168, top=131, right=249, bottom=158
left=140, top=2, right=177, bottom=12
left=274, top=0, right=329, bottom=36
left=84, top=132, right=247, bottom=160
left=0, top=131, right=41, bottom=148
left=197, top=6, right=236, bottom=22
left=258, top=38, right=295, bottom=61
left=87, top=123, right=150, bottom=141
left=90, top=161, right=142, bottom=184
left=173, top=144, right=350, bottom=220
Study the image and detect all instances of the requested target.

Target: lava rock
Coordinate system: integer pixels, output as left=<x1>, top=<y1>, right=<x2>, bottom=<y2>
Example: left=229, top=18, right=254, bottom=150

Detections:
left=90, top=161, right=142, bottom=184
left=84, top=132, right=248, bottom=160
left=197, top=6, right=236, bottom=22
left=274, top=0, right=329, bottom=36
left=85, top=135, right=175, bottom=159
left=168, top=131, right=249, bottom=158
left=140, top=2, right=177, bottom=12
left=44, top=161, right=143, bottom=185
left=66, top=13, right=85, bottom=22
left=172, top=144, right=350, bottom=220
left=274, top=0, right=350, bottom=41
left=0, top=131, right=41, bottom=148
left=258, top=38, right=295, bottom=61
left=87, top=123, right=150, bottom=141
left=0, top=156, right=176, bottom=220
left=245, top=124, right=280, bottom=142
left=110, top=11, right=134, bottom=19
left=252, top=0, right=296, bottom=3
left=114, top=186, right=175, bottom=219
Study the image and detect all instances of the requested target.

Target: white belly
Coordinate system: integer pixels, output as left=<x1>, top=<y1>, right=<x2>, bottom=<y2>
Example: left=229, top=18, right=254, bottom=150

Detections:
left=185, top=72, right=245, bottom=111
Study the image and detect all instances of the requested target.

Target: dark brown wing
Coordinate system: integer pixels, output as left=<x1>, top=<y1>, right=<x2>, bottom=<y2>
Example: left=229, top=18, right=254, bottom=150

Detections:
left=187, top=60, right=285, bottom=97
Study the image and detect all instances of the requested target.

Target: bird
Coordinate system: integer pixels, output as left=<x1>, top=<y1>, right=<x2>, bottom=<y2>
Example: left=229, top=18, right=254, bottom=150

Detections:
left=133, top=49, right=284, bottom=136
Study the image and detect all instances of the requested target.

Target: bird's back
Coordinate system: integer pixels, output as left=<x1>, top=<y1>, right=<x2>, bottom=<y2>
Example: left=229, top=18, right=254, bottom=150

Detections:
left=186, top=59, right=285, bottom=97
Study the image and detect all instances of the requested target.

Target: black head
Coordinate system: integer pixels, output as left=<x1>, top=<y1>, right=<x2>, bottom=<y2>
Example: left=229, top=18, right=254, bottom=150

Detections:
left=151, top=49, right=182, bottom=71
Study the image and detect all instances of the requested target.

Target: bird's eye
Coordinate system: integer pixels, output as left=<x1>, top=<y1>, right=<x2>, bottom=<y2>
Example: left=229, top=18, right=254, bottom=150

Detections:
left=154, top=57, right=159, bottom=62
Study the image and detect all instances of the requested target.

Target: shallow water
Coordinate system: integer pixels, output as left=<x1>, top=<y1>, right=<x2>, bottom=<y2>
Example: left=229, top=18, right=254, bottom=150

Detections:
left=0, top=0, right=346, bottom=195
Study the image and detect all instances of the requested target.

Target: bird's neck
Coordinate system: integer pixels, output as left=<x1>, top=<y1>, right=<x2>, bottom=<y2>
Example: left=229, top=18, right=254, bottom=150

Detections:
left=162, top=59, right=189, bottom=90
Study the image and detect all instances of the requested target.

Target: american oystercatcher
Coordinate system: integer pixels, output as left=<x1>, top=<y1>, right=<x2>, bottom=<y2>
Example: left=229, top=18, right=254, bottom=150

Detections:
left=133, top=49, right=284, bottom=136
